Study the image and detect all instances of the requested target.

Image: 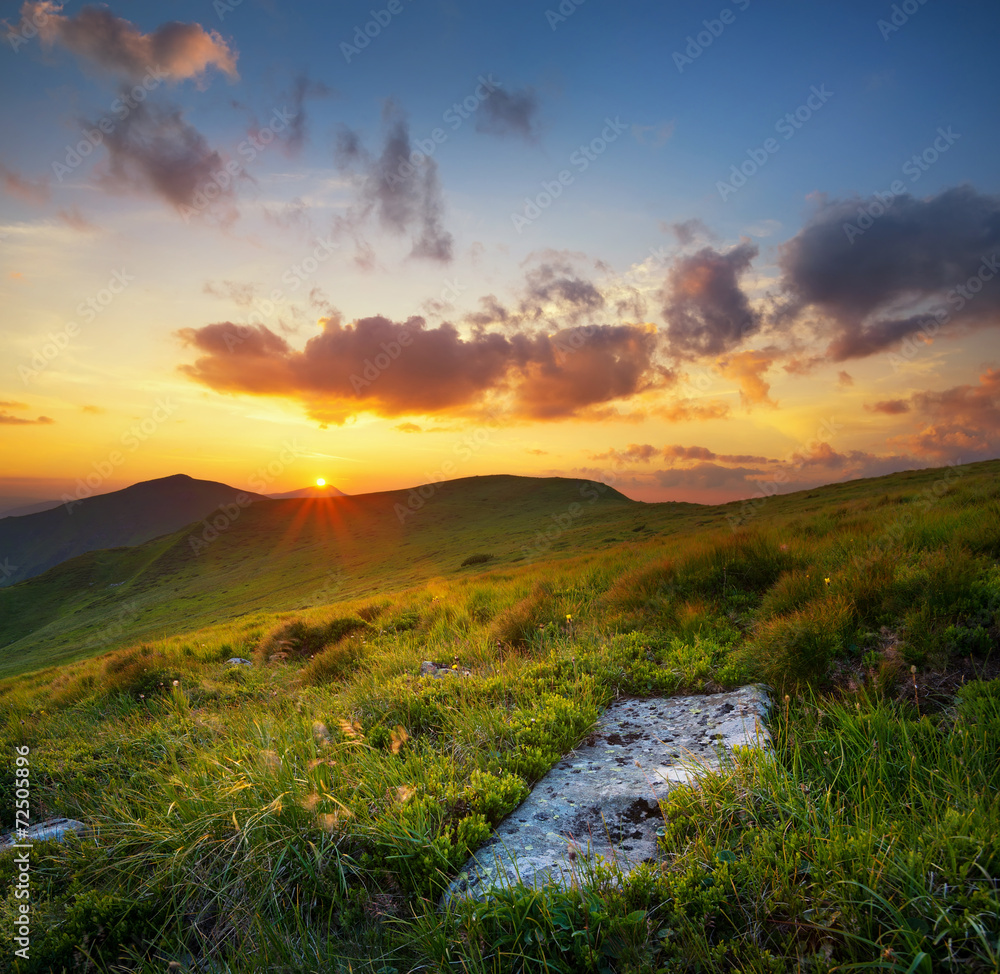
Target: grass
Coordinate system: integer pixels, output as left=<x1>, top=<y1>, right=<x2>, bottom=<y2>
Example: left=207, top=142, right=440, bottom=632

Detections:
left=0, top=460, right=998, bottom=971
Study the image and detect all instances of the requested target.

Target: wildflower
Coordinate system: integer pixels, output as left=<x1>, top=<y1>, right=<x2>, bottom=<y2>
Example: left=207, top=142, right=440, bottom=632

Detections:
left=173, top=680, right=179, bottom=686
left=824, top=577, right=831, bottom=585
left=566, top=613, right=573, bottom=621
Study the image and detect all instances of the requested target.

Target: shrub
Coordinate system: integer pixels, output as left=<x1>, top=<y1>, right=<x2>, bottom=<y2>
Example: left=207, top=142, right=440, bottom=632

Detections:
left=460, top=553, right=495, bottom=567
left=489, top=582, right=552, bottom=649
left=602, top=559, right=676, bottom=615
left=674, top=531, right=791, bottom=602
left=100, top=645, right=179, bottom=698
left=747, top=596, right=854, bottom=690
left=301, top=636, right=366, bottom=685
left=256, top=616, right=365, bottom=661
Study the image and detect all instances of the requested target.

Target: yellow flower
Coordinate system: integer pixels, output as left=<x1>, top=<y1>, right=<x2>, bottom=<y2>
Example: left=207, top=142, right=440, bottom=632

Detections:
left=566, top=614, right=573, bottom=621
left=824, top=577, right=831, bottom=585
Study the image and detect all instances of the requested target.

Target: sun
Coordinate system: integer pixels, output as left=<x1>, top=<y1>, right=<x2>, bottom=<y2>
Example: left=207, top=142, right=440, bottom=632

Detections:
left=315, top=478, right=326, bottom=487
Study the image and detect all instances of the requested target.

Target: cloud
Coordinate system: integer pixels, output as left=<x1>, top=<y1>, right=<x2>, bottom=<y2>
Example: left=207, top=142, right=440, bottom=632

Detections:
left=518, top=257, right=606, bottom=322
left=655, top=398, right=731, bottom=422
left=717, top=350, right=777, bottom=408
left=525, top=448, right=548, bottom=455
left=475, top=85, right=541, bottom=141
left=865, top=399, right=910, bottom=414
left=667, top=218, right=714, bottom=247
left=0, top=406, right=54, bottom=425
left=394, top=422, right=422, bottom=433
left=837, top=370, right=854, bottom=387
left=335, top=103, right=453, bottom=263
left=57, top=206, right=97, bottom=232
left=662, top=241, right=761, bottom=356
left=655, top=462, right=765, bottom=490
left=589, top=443, right=659, bottom=463
left=178, top=314, right=665, bottom=424
left=81, top=404, right=104, bottom=414
left=99, top=100, right=238, bottom=219
left=0, top=163, right=50, bottom=204
left=778, top=185, right=1000, bottom=360
left=23, top=1, right=238, bottom=82
left=890, top=368, right=1000, bottom=460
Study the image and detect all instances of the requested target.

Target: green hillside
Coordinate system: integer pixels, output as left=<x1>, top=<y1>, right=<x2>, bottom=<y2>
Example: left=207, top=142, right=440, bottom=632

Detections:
left=0, top=460, right=998, bottom=973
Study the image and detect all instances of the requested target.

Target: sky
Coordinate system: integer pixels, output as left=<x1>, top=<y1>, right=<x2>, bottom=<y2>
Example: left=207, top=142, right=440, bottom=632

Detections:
left=1, top=0, right=999, bottom=509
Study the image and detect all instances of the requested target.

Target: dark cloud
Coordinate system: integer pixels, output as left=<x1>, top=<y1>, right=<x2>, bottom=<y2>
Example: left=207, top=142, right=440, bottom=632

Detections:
left=668, top=218, right=714, bottom=247
left=519, top=259, right=605, bottom=322
left=475, top=85, right=541, bottom=142
left=662, top=241, right=760, bottom=357
left=178, top=314, right=665, bottom=424
left=335, top=103, right=453, bottom=263
left=865, top=399, right=910, bottom=415
left=23, top=1, right=238, bottom=82
left=277, top=74, right=332, bottom=157
left=778, top=186, right=1000, bottom=360
left=98, top=100, right=237, bottom=220
left=654, top=462, right=765, bottom=490
left=837, top=370, right=854, bottom=387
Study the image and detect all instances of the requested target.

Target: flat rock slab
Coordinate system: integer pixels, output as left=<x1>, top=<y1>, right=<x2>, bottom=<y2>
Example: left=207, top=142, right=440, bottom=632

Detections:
left=446, top=685, right=771, bottom=903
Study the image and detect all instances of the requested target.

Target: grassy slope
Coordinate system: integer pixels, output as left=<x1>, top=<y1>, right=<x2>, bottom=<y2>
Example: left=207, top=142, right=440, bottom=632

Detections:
left=0, top=475, right=646, bottom=675
left=0, top=460, right=998, bottom=972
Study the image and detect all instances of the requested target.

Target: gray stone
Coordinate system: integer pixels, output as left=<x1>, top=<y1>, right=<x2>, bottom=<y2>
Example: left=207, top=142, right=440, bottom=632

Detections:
left=0, top=818, right=89, bottom=851
left=226, top=657, right=253, bottom=666
left=445, top=685, right=771, bottom=903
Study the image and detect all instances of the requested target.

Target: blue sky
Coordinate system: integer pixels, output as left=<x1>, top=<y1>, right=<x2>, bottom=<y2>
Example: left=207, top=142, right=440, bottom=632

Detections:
left=1, top=0, right=999, bottom=506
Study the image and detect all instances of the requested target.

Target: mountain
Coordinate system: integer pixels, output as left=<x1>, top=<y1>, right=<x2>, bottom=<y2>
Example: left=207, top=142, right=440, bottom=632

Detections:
left=268, top=484, right=347, bottom=499
left=0, top=474, right=268, bottom=589
left=0, top=474, right=640, bottom=673
left=0, top=499, right=64, bottom=519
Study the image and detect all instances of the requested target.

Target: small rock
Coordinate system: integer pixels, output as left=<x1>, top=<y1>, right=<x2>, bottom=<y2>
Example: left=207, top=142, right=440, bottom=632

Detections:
left=419, top=660, right=437, bottom=676
left=227, top=658, right=252, bottom=666
left=0, top=818, right=89, bottom=850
